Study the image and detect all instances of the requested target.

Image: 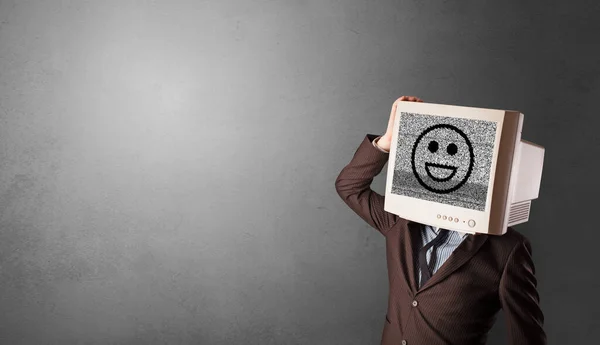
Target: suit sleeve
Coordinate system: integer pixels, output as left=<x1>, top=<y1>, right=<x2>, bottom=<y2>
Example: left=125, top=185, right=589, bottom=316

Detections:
left=499, top=239, right=547, bottom=345
left=335, top=134, right=401, bottom=236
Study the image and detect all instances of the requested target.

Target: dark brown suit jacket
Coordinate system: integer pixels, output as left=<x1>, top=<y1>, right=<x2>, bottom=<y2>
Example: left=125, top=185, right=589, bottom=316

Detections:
left=335, top=134, right=546, bottom=345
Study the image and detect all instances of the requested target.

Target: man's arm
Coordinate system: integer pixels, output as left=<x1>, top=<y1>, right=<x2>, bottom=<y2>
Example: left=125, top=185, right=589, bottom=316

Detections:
left=334, top=133, right=400, bottom=236
left=499, top=239, right=547, bottom=345
left=372, top=135, right=391, bottom=153
left=335, top=95, right=421, bottom=235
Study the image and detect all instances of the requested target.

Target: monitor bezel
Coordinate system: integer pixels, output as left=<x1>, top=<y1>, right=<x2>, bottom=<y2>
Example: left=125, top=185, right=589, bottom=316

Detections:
left=383, top=101, right=519, bottom=235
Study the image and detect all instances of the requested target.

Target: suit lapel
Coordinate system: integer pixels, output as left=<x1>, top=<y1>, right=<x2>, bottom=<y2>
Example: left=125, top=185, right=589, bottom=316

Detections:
left=417, top=231, right=488, bottom=293
left=401, top=222, right=422, bottom=294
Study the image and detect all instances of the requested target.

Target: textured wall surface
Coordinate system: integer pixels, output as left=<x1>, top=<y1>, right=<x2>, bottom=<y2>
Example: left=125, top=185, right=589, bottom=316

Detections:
left=0, top=0, right=598, bottom=344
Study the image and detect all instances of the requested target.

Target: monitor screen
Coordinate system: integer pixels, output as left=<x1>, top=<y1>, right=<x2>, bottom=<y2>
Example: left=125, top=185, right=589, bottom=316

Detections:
left=391, top=112, right=498, bottom=211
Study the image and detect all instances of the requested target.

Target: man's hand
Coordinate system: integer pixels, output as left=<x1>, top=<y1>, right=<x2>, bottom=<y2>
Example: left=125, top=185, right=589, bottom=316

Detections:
left=377, top=95, right=423, bottom=151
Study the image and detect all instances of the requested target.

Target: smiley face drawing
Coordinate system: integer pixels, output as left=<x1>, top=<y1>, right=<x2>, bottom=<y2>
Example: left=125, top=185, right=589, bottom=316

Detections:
left=411, top=124, right=475, bottom=194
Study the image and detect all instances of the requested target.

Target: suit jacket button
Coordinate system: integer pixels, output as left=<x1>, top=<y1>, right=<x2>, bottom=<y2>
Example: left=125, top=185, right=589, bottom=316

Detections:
left=401, top=340, right=407, bottom=345
left=412, top=300, right=418, bottom=307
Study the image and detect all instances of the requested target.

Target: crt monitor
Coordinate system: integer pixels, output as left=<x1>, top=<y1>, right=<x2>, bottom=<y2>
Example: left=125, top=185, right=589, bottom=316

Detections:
left=383, top=101, right=544, bottom=235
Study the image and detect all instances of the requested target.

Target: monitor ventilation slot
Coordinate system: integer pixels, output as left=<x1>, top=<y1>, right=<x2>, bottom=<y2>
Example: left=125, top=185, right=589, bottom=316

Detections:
left=507, top=201, right=531, bottom=226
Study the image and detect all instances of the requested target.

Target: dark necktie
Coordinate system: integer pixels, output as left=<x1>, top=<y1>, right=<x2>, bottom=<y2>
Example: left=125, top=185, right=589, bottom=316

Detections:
left=418, top=229, right=450, bottom=287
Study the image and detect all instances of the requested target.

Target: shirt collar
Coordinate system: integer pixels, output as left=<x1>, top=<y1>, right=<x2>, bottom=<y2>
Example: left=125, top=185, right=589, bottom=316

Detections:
left=430, top=225, right=469, bottom=239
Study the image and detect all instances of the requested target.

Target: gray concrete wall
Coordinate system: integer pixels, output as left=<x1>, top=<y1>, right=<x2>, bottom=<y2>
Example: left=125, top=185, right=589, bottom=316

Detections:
left=0, top=0, right=598, bottom=344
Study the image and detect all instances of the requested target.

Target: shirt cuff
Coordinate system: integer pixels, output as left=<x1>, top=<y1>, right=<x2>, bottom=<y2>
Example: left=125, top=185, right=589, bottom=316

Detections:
left=372, top=135, right=390, bottom=153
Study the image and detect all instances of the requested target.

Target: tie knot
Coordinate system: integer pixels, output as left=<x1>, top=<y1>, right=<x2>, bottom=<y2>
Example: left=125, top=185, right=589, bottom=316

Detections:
left=431, top=228, right=450, bottom=246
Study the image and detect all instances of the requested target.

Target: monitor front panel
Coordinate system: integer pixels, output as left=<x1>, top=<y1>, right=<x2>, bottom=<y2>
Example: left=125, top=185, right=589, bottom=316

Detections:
left=391, top=112, right=497, bottom=212
left=384, top=102, right=509, bottom=234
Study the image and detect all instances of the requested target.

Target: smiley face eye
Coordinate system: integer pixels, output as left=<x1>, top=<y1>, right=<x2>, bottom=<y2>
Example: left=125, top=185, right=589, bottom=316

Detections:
left=428, top=140, right=439, bottom=153
left=447, top=143, right=458, bottom=155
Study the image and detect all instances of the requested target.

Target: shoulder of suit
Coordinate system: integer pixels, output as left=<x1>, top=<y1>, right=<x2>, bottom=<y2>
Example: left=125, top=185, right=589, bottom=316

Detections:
left=488, top=227, right=531, bottom=249
left=484, top=227, right=533, bottom=263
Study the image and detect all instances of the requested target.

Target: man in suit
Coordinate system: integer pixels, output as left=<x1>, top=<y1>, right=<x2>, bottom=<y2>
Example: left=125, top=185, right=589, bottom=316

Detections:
left=335, top=96, right=546, bottom=345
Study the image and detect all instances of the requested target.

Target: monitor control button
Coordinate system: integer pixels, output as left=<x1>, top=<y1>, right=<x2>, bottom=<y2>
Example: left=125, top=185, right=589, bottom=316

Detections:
left=448, top=216, right=453, bottom=221
left=443, top=215, right=447, bottom=220
left=454, top=218, right=459, bottom=222
left=468, top=219, right=476, bottom=227
left=437, top=214, right=441, bottom=219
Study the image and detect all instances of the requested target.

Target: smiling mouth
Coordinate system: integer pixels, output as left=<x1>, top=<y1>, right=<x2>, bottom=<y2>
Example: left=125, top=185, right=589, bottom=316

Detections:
left=425, top=163, right=457, bottom=182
